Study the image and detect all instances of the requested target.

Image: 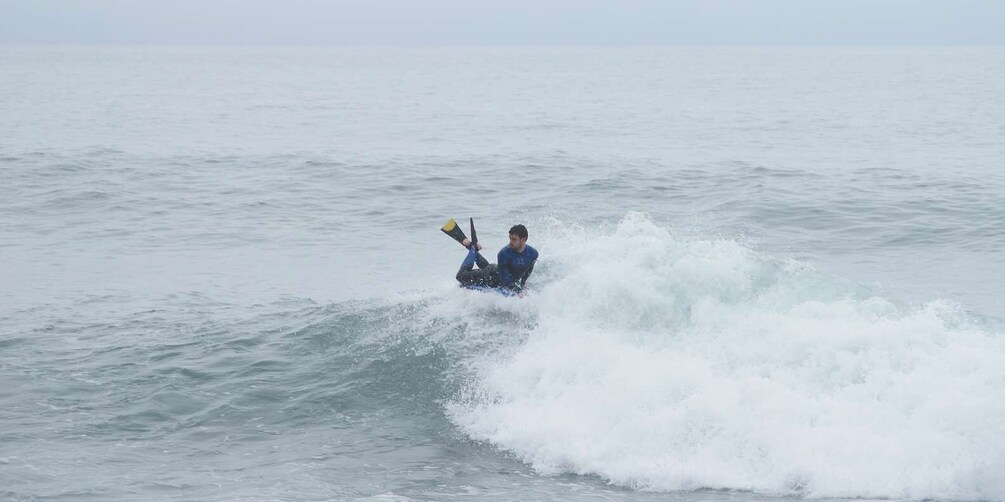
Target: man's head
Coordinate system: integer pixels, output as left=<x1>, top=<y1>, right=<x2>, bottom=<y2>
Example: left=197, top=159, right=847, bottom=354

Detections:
left=508, top=224, right=528, bottom=251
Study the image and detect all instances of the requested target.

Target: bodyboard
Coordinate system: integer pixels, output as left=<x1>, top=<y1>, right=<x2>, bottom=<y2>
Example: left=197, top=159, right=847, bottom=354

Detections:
left=465, top=285, right=516, bottom=297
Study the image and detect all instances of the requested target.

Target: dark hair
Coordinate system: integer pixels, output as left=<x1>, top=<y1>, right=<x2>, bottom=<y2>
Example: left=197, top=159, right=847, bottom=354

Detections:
left=509, top=224, right=528, bottom=239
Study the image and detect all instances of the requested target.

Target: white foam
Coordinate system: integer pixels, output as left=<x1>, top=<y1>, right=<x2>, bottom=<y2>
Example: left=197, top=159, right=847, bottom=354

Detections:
left=448, top=213, right=1005, bottom=500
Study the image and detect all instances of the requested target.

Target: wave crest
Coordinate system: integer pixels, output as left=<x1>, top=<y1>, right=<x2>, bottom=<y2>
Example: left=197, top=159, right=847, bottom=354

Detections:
left=448, top=213, right=1005, bottom=500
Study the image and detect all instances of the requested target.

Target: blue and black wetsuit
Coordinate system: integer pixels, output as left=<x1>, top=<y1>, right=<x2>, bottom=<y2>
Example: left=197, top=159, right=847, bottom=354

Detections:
left=455, top=245, right=539, bottom=293
left=497, top=244, right=538, bottom=292
left=455, top=248, right=499, bottom=288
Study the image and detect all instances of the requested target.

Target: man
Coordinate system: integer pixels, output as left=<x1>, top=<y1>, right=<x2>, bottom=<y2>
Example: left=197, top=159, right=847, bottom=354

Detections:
left=456, top=224, right=539, bottom=295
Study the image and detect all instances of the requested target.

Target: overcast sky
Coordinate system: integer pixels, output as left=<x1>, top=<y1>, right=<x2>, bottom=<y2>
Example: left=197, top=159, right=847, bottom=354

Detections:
left=1, top=0, right=1003, bottom=46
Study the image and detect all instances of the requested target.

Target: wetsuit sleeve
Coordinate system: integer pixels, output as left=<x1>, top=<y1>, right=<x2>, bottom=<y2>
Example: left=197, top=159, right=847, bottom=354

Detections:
left=498, top=248, right=513, bottom=290
left=518, top=260, right=536, bottom=290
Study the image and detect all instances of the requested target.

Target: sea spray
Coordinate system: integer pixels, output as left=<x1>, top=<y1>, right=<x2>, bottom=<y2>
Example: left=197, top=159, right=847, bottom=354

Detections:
left=447, top=214, right=1005, bottom=500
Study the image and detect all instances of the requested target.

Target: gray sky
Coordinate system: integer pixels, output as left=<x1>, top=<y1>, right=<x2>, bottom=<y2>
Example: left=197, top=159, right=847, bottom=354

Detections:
left=1, top=0, right=1003, bottom=46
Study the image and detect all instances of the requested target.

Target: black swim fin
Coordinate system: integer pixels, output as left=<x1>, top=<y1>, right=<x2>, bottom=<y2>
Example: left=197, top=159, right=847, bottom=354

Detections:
left=441, top=218, right=468, bottom=246
left=468, top=218, right=491, bottom=268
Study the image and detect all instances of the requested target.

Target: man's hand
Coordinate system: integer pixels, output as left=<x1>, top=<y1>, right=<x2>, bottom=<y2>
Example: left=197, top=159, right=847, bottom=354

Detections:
left=461, top=239, right=482, bottom=250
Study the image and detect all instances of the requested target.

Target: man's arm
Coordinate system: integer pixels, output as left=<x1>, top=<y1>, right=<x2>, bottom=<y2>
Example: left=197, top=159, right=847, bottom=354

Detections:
left=498, top=248, right=513, bottom=289
left=517, top=260, right=536, bottom=290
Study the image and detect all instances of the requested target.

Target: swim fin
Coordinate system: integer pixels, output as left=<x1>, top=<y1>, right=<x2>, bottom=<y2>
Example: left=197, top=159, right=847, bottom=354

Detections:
left=441, top=218, right=469, bottom=246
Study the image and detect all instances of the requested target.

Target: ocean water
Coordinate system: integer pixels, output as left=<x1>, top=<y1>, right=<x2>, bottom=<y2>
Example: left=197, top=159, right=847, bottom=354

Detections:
left=2, top=46, right=1004, bottom=501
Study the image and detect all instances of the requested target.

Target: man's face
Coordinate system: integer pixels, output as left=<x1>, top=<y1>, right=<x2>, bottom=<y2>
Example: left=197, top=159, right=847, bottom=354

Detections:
left=509, top=233, right=527, bottom=250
